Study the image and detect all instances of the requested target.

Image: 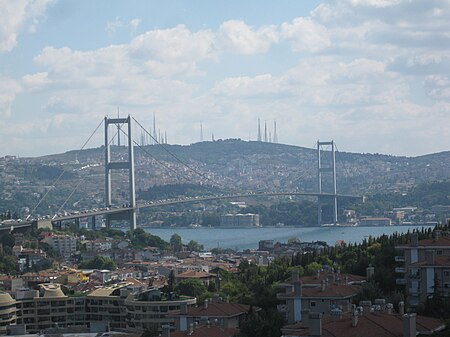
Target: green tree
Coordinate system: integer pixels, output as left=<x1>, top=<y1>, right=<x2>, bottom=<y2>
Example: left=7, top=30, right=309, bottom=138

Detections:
left=128, top=228, right=169, bottom=250
left=175, top=279, right=207, bottom=299
left=0, top=233, right=15, bottom=249
left=78, top=255, right=116, bottom=270
left=239, top=309, right=285, bottom=337
left=305, top=262, right=322, bottom=276
left=170, top=233, right=183, bottom=252
left=187, top=240, right=204, bottom=252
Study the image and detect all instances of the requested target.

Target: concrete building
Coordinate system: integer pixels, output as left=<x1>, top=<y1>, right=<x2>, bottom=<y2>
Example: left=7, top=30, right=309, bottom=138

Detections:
left=169, top=295, right=254, bottom=332
left=277, top=270, right=366, bottom=324
left=0, top=291, right=16, bottom=334
left=220, top=213, right=260, bottom=227
left=358, top=217, right=392, bottom=226
left=42, top=234, right=77, bottom=259
left=280, top=311, right=445, bottom=337
left=175, top=270, right=216, bottom=287
left=85, top=239, right=112, bottom=252
left=9, top=282, right=196, bottom=335
left=14, top=284, right=86, bottom=334
left=395, top=230, right=450, bottom=306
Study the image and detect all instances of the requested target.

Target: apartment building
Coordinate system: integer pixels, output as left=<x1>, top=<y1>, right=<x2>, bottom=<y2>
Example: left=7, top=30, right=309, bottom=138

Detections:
left=42, top=234, right=77, bottom=259
left=169, top=295, right=253, bottom=332
left=277, top=270, right=365, bottom=324
left=395, top=230, right=450, bottom=306
left=0, top=291, right=16, bottom=334
left=7, top=282, right=196, bottom=335
left=14, top=284, right=86, bottom=334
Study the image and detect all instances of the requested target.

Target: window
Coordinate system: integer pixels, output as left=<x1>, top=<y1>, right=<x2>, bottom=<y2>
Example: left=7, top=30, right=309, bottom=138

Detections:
left=437, top=250, right=443, bottom=256
left=444, top=270, right=450, bottom=277
left=310, top=301, right=316, bottom=308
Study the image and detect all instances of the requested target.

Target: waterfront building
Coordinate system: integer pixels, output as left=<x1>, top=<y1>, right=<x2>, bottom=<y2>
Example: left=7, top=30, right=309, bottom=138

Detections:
left=220, top=213, right=260, bottom=227
left=358, top=217, right=392, bottom=226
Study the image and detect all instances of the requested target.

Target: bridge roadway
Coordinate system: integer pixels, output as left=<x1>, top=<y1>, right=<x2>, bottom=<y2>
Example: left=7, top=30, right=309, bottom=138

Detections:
left=0, top=191, right=361, bottom=232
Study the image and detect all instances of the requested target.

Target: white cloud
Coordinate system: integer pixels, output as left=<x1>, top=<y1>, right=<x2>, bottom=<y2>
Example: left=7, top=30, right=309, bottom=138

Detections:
left=0, top=0, right=52, bottom=53
left=129, top=24, right=216, bottom=62
left=22, top=72, right=51, bottom=91
left=218, top=20, right=279, bottom=54
left=348, top=0, right=402, bottom=8
left=105, top=17, right=123, bottom=33
left=281, top=18, right=330, bottom=53
left=129, top=18, right=141, bottom=30
left=212, top=74, right=280, bottom=97
left=4, top=1, right=450, bottom=156
left=0, top=76, right=21, bottom=117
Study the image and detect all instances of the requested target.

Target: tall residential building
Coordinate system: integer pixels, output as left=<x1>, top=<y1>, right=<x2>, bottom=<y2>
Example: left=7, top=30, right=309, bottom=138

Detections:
left=395, top=230, right=450, bottom=306
left=42, top=234, right=77, bottom=259
left=10, top=283, right=196, bottom=334
left=0, top=291, right=16, bottom=334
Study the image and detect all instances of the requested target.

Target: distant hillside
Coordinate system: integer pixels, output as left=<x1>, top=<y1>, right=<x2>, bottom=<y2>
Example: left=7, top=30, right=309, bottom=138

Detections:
left=1, top=139, right=449, bottom=215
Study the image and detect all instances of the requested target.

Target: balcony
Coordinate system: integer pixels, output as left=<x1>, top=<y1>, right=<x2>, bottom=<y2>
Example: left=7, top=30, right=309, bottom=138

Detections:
left=395, top=256, right=405, bottom=262
left=396, top=278, right=407, bottom=285
left=395, top=267, right=406, bottom=273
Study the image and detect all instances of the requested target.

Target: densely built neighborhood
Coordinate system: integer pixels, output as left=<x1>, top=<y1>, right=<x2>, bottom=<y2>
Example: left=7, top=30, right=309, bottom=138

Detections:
left=1, top=223, right=450, bottom=336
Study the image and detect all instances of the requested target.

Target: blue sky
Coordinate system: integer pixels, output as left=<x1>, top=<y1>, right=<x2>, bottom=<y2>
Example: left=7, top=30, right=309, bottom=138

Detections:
left=0, top=0, right=449, bottom=157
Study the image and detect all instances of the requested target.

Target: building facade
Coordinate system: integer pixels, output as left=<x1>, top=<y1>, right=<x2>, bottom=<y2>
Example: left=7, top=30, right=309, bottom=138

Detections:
left=42, top=234, right=77, bottom=259
left=395, top=231, right=450, bottom=306
left=220, top=213, right=260, bottom=227
left=7, top=283, right=196, bottom=335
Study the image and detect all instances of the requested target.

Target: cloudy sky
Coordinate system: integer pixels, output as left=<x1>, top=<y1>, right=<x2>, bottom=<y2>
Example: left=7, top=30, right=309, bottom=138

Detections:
left=1, top=0, right=449, bottom=157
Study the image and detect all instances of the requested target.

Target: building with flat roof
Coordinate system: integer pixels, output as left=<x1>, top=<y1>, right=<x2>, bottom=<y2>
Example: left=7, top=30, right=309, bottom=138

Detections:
left=358, top=217, right=391, bottom=226
left=10, top=282, right=196, bottom=335
left=0, top=291, right=16, bottom=334
left=220, top=213, right=260, bottom=227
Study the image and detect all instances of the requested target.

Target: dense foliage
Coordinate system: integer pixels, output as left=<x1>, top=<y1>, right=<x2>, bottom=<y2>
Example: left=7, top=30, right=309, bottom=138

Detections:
left=127, top=228, right=170, bottom=250
left=78, top=255, right=117, bottom=270
left=138, top=183, right=221, bottom=201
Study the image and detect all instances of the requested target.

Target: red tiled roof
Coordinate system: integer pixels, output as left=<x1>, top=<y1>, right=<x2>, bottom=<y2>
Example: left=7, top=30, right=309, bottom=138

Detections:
left=177, top=270, right=214, bottom=279
left=418, top=236, right=450, bottom=247
left=282, top=284, right=360, bottom=299
left=283, top=312, right=445, bottom=337
left=410, top=255, right=450, bottom=267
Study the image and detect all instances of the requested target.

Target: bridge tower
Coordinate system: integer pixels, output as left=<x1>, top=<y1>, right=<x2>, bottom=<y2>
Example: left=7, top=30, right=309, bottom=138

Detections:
left=317, top=140, right=338, bottom=225
left=104, top=115, right=136, bottom=230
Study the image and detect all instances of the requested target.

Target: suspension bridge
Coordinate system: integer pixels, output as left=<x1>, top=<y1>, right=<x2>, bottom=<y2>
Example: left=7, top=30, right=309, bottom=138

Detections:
left=0, top=116, right=362, bottom=232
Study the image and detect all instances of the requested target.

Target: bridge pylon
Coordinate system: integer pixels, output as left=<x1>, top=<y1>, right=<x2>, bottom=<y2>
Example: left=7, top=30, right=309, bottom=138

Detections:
left=104, top=115, right=136, bottom=230
left=317, top=140, right=338, bottom=225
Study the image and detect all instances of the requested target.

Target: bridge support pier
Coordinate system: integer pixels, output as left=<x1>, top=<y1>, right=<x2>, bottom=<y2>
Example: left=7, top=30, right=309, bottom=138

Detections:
left=317, top=141, right=338, bottom=226
left=104, top=115, right=137, bottom=230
